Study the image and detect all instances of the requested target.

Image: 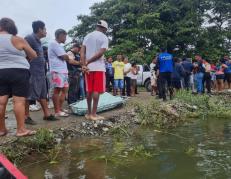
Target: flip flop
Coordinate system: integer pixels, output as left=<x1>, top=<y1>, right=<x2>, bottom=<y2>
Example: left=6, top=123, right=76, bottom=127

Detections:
left=61, top=109, right=69, bottom=113
left=55, top=111, right=69, bottom=117
left=0, top=131, right=7, bottom=137
left=16, top=130, right=36, bottom=137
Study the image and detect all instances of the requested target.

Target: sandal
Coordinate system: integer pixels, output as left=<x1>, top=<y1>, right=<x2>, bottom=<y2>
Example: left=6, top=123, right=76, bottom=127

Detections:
left=43, top=115, right=59, bottom=121
left=55, top=111, right=69, bottom=117
left=16, top=130, right=36, bottom=137
left=0, top=130, right=8, bottom=137
left=61, top=109, right=69, bottom=113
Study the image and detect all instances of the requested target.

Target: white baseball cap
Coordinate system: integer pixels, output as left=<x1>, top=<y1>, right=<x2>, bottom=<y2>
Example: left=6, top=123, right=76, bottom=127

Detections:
left=97, top=20, right=108, bottom=30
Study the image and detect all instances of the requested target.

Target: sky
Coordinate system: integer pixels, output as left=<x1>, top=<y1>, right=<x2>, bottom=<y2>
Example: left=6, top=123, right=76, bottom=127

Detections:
left=0, top=0, right=103, bottom=41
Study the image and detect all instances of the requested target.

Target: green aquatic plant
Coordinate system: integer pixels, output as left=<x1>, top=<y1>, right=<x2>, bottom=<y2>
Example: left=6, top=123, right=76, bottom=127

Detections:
left=130, top=145, right=153, bottom=158
left=45, top=144, right=63, bottom=164
left=93, top=141, right=154, bottom=166
left=109, top=125, right=131, bottom=137
left=185, top=146, right=195, bottom=155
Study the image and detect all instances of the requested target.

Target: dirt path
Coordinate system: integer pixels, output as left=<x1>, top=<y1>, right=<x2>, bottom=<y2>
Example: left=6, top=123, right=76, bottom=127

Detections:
left=0, top=92, right=151, bottom=145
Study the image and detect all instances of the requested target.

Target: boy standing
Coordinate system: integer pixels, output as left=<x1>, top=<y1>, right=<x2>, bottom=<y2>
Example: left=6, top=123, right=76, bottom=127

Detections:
left=112, top=55, right=125, bottom=96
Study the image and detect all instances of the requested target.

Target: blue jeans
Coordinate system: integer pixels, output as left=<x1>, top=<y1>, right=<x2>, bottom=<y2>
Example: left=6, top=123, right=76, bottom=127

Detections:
left=195, top=72, right=204, bottom=93
left=114, top=79, right=124, bottom=89
left=79, top=74, right=85, bottom=98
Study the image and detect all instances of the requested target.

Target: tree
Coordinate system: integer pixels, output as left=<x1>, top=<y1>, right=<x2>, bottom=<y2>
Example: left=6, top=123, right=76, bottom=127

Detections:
left=69, top=0, right=231, bottom=62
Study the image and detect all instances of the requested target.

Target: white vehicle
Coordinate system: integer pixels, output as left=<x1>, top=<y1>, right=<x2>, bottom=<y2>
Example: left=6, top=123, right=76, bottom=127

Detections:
left=137, top=64, right=151, bottom=92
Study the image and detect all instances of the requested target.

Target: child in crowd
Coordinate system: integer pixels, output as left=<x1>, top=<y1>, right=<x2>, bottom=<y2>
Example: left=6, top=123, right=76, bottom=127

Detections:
left=105, top=57, right=114, bottom=93
left=113, top=55, right=125, bottom=96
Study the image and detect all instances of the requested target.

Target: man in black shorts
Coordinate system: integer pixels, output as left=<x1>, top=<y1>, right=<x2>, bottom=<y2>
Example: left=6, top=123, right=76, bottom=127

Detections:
left=25, top=21, right=58, bottom=124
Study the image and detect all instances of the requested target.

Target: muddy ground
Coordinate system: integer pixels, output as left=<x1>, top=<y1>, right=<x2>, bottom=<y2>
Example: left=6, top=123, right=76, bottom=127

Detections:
left=0, top=91, right=151, bottom=146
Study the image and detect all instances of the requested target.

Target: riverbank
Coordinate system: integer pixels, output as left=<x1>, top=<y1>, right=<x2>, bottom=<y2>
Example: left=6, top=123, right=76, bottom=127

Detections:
left=1, top=91, right=231, bottom=164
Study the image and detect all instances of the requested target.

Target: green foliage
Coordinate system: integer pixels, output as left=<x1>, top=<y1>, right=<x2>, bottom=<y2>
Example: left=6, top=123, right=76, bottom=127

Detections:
left=20, top=128, right=55, bottom=152
left=134, top=90, right=231, bottom=129
left=69, top=0, right=231, bottom=62
left=175, top=90, right=231, bottom=118
left=109, top=125, right=131, bottom=137
left=45, top=145, right=63, bottom=164
left=93, top=141, right=154, bottom=166
left=0, top=129, right=56, bottom=164
left=135, top=100, right=182, bottom=128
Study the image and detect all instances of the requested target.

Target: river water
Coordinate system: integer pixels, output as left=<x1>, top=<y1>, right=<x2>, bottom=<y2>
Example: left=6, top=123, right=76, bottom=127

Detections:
left=20, top=118, right=231, bottom=179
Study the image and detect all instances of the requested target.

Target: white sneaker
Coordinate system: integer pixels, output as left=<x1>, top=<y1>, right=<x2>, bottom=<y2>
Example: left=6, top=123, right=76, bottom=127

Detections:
left=55, top=111, right=69, bottom=117
left=29, top=104, right=41, bottom=112
left=48, top=101, right=54, bottom=109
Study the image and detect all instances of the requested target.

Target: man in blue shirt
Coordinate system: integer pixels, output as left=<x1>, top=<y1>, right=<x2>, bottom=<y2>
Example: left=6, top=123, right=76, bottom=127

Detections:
left=156, top=48, right=174, bottom=101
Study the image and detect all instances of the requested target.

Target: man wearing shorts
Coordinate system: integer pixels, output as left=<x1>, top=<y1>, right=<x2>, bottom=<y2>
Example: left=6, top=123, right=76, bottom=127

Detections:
left=113, top=55, right=125, bottom=96
left=48, top=29, right=78, bottom=117
left=81, top=20, right=109, bottom=121
left=25, top=21, right=58, bottom=124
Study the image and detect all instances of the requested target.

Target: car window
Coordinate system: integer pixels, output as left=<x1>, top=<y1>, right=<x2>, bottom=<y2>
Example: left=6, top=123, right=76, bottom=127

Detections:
left=143, top=64, right=150, bottom=72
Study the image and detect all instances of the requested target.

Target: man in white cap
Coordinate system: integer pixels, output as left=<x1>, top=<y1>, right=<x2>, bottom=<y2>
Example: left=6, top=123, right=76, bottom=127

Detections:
left=81, top=20, right=109, bottom=120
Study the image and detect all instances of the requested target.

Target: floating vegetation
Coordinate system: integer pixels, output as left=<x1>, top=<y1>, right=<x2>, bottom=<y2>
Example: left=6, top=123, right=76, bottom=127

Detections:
left=93, top=141, right=155, bottom=166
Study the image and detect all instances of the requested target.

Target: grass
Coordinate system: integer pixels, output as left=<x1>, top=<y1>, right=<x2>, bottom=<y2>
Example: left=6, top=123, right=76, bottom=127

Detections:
left=0, top=128, right=57, bottom=164
left=134, top=100, right=183, bottom=128
left=133, top=90, right=231, bottom=129
left=175, top=90, right=231, bottom=118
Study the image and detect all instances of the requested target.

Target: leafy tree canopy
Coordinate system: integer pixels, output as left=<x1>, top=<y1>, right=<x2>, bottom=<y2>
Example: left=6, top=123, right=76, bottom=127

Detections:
left=69, top=0, right=231, bottom=63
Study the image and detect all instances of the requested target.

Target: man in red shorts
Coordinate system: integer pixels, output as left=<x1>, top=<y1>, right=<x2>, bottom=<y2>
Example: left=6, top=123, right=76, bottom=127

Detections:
left=81, top=20, right=109, bottom=120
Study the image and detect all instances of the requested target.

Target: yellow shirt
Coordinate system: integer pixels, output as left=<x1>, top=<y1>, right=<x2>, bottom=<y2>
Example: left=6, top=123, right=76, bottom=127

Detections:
left=112, top=61, right=125, bottom=79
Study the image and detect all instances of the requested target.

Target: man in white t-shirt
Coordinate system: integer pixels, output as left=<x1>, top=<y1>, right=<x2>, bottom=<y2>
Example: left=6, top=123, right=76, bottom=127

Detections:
left=81, top=20, right=109, bottom=121
left=48, top=29, right=78, bottom=117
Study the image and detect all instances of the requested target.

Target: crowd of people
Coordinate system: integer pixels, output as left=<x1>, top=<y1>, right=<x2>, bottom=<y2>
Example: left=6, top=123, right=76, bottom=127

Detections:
left=105, top=55, right=139, bottom=97
left=0, top=18, right=109, bottom=137
left=0, top=17, right=230, bottom=137
left=149, top=51, right=231, bottom=100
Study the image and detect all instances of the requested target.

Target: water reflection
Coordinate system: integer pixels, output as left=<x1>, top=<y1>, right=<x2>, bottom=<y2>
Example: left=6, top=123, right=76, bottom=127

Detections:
left=21, top=118, right=231, bottom=179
